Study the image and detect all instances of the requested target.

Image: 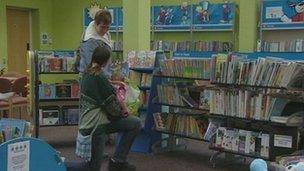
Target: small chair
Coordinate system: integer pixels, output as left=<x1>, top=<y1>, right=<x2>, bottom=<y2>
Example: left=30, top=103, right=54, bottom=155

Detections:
left=12, top=76, right=28, bottom=97
left=0, top=77, right=12, bottom=93
left=1, top=72, right=24, bottom=78
left=0, top=100, right=9, bottom=118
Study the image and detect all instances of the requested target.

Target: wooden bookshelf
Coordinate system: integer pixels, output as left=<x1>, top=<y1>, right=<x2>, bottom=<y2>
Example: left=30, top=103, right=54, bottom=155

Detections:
left=154, top=74, right=210, bottom=81
left=154, top=129, right=206, bottom=141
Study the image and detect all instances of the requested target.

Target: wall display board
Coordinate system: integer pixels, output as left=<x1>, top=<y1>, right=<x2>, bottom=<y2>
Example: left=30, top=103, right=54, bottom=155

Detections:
left=261, top=0, right=304, bottom=30
left=83, top=6, right=122, bottom=32
left=192, top=0, right=235, bottom=31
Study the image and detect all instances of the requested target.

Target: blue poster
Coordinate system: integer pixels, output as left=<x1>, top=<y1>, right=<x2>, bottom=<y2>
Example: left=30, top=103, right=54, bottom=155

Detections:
left=117, top=8, right=123, bottom=31
left=262, top=0, right=304, bottom=30
left=192, top=1, right=235, bottom=31
left=83, top=7, right=118, bottom=31
left=152, top=3, right=191, bottom=31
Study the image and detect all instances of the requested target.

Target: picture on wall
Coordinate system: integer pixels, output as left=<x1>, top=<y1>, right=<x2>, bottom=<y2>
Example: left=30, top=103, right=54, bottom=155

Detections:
left=192, top=0, right=235, bottom=30
left=83, top=5, right=118, bottom=31
left=262, top=0, right=304, bottom=29
left=152, top=2, right=191, bottom=30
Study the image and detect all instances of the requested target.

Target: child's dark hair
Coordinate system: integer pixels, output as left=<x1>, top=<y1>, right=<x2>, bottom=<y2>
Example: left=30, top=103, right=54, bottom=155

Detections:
left=86, top=46, right=111, bottom=75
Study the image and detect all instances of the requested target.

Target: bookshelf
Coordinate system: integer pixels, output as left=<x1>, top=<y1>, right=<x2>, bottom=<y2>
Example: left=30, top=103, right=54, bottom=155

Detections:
left=122, top=51, right=166, bottom=153
left=151, top=1, right=237, bottom=53
left=147, top=52, right=303, bottom=162
left=33, top=51, right=80, bottom=137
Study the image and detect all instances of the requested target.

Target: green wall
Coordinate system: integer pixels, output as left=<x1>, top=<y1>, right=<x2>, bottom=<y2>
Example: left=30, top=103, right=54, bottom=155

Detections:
left=0, top=0, right=53, bottom=68
left=51, top=0, right=122, bottom=50
left=0, top=0, right=259, bottom=68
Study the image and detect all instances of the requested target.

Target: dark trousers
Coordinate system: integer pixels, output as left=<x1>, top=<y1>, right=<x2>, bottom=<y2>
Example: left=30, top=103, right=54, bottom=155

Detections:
left=81, top=115, right=141, bottom=171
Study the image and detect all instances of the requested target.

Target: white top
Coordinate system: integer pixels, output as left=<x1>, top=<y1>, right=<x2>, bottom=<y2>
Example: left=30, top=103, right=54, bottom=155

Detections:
left=84, top=21, right=112, bottom=49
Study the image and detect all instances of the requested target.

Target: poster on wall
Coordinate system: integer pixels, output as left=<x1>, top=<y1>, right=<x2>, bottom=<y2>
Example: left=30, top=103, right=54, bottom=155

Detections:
left=117, top=8, right=123, bottom=31
left=152, top=2, right=191, bottom=31
left=83, top=6, right=118, bottom=31
left=192, top=0, right=235, bottom=30
left=262, top=0, right=304, bottom=30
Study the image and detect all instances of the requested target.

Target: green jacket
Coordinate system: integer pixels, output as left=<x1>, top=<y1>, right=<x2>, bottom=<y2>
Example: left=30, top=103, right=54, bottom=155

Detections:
left=79, top=72, right=115, bottom=134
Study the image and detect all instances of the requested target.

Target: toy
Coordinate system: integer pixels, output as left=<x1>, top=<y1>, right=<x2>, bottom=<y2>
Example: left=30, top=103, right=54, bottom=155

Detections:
left=281, top=0, right=304, bottom=23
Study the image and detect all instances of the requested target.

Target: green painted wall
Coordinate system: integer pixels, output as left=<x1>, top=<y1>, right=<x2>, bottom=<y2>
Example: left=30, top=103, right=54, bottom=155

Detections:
left=0, top=0, right=53, bottom=68
left=51, top=0, right=122, bottom=50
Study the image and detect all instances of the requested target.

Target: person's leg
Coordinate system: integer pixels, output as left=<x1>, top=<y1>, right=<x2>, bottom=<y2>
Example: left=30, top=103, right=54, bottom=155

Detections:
left=80, top=125, right=107, bottom=171
left=105, top=115, right=141, bottom=162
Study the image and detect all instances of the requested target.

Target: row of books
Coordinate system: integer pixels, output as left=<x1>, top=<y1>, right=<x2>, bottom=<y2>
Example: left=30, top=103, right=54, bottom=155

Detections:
left=157, top=85, right=211, bottom=110
left=0, top=119, right=32, bottom=143
left=153, top=113, right=208, bottom=139
left=159, top=58, right=211, bottom=79
left=139, top=91, right=150, bottom=108
left=140, top=73, right=152, bottom=87
left=210, top=54, right=304, bottom=88
left=112, top=41, right=123, bottom=51
left=39, top=83, right=80, bottom=99
left=259, top=39, right=304, bottom=52
left=150, top=41, right=233, bottom=52
left=39, top=57, right=77, bottom=73
left=39, top=108, right=79, bottom=126
left=209, top=89, right=284, bottom=121
left=127, top=51, right=156, bottom=68
left=213, top=127, right=270, bottom=158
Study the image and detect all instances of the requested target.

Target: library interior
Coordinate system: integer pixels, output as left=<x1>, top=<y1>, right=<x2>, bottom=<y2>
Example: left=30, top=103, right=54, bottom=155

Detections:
left=0, top=0, right=304, bottom=171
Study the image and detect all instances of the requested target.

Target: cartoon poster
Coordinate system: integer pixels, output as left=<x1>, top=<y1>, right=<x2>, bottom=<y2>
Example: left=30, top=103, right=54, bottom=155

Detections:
left=192, top=0, right=235, bottom=30
left=83, top=7, right=118, bottom=31
left=152, top=2, right=191, bottom=31
left=262, top=0, right=304, bottom=29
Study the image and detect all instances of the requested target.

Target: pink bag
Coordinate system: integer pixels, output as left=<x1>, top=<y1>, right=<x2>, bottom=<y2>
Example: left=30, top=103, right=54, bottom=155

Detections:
left=112, top=83, right=129, bottom=117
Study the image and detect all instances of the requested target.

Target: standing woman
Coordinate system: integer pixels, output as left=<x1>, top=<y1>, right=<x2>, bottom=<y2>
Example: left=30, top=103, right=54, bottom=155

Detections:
left=76, top=46, right=141, bottom=171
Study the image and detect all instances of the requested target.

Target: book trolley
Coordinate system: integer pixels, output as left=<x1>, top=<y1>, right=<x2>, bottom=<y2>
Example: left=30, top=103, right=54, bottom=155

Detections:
left=146, top=51, right=304, bottom=167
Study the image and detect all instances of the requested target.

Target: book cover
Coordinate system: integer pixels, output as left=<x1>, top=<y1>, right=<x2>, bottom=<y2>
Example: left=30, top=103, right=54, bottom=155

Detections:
left=71, top=83, right=80, bottom=98
left=41, top=109, right=60, bottom=126
left=199, top=90, right=210, bottom=110
left=48, top=58, right=63, bottom=72
left=215, top=127, right=226, bottom=148
left=56, top=84, right=71, bottom=98
left=39, top=84, right=56, bottom=99
left=67, top=108, right=80, bottom=124
left=0, top=119, right=26, bottom=141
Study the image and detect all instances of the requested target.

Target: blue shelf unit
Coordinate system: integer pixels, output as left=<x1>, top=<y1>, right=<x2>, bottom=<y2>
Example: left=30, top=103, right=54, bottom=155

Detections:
left=0, top=138, right=66, bottom=171
left=118, top=51, right=165, bottom=153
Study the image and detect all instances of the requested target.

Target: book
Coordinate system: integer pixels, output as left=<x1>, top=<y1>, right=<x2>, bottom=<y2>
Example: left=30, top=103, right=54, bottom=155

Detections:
left=48, top=58, right=63, bottom=72
left=40, top=109, right=60, bottom=126
left=39, top=84, right=56, bottom=99
left=0, top=119, right=27, bottom=142
left=71, top=83, right=80, bottom=98
left=56, top=84, right=71, bottom=98
left=199, top=89, right=210, bottom=110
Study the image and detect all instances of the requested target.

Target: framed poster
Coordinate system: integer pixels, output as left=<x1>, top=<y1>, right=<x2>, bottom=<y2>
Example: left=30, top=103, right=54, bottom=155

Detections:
left=152, top=3, right=191, bottom=31
left=192, top=1, right=235, bottom=31
left=262, top=0, right=304, bottom=30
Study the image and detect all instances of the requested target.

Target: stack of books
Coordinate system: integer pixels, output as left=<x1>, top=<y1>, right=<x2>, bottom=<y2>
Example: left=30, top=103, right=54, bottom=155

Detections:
left=193, top=41, right=233, bottom=52
left=0, top=119, right=32, bottom=143
left=153, top=113, right=208, bottom=139
left=160, top=58, right=211, bottom=79
left=213, top=127, right=270, bottom=158
left=128, top=51, right=156, bottom=68
left=210, top=54, right=304, bottom=88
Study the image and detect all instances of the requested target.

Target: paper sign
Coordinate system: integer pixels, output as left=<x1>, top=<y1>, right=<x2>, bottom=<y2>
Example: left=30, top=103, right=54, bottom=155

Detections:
left=274, top=134, right=292, bottom=148
left=266, top=7, right=283, bottom=19
left=7, top=141, right=30, bottom=171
